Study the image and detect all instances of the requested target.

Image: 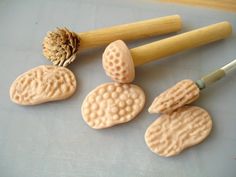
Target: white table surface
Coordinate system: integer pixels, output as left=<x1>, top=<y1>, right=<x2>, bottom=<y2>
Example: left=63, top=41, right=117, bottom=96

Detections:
left=0, top=0, right=236, bottom=177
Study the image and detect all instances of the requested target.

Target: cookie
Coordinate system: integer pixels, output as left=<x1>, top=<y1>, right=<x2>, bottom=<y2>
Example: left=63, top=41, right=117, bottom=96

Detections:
left=145, top=106, right=212, bottom=157
left=149, top=80, right=200, bottom=114
left=10, top=65, right=76, bottom=105
left=81, top=82, right=145, bottom=129
left=102, top=40, right=135, bottom=83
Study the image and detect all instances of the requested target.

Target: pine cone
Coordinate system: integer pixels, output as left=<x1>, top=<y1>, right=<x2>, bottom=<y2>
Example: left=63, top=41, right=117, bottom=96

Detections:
left=42, top=28, right=80, bottom=67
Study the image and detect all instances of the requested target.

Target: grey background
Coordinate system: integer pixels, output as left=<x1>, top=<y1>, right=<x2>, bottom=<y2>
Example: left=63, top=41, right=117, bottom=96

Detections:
left=0, top=0, right=236, bottom=177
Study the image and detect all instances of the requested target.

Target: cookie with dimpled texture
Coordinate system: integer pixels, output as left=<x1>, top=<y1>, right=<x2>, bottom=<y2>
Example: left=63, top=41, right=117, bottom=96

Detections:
left=145, top=106, right=212, bottom=157
left=149, top=80, right=200, bottom=114
left=10, top=65, right=76, bottom=105
left=81, top=82, right=145, bottom=129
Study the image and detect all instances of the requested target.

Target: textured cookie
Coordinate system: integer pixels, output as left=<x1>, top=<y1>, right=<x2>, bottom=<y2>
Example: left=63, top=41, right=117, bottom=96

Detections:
left=102, top=40, right=135, bottom=83
left=81, top=82, right=145, bottom=129
left=145, top=106, right=212, bottom=157
left=149, top=80, right=200, bottom=114
left=10, top=65, right=76, bottom=105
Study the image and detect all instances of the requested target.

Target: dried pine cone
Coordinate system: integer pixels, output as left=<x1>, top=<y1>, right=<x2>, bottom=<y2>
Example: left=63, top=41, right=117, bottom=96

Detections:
left=42, top=28, right=80, bottom=67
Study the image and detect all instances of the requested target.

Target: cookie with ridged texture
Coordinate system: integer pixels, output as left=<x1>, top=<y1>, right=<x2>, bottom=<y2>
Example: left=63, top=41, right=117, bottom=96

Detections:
left=102, top=40, right=135, bottom=83
left=145, top=106, right=212, bottom=157
left=81, top=83, right=145, bottom=129
left=149, top=80, right=200, bottom=114
left=10, top=65, right=76, bottom=105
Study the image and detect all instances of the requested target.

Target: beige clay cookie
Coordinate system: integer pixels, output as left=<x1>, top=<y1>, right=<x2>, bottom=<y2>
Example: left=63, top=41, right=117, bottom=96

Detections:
left=145, top=106, right=212, bottom=157
left=149, top=80, right=200, bottom=114
left=10, top=65, right=76, bottom=105
left=81, top=82, right=145, bottom=129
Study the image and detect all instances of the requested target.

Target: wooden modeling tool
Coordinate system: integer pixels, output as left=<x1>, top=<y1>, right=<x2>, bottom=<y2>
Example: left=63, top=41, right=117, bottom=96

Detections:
left=149, top=59, right=236, bottom=114
left=102, top=22, right=232, bottom=83
left=43, top=15, right=182, bottom=67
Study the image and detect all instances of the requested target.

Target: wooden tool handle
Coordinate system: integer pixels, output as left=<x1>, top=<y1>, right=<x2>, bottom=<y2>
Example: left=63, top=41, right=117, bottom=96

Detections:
left=130, top=21, right=232, bottom=66
left=78, top=15, right=182, bottom=49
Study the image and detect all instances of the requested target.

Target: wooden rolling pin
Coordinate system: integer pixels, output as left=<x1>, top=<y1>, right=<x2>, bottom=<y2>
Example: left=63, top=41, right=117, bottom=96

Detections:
left=131, top=21, right=232, bottom=66
left=43, top=15, right=182, bottom=67
left=102, top=21, right=232, bottom=83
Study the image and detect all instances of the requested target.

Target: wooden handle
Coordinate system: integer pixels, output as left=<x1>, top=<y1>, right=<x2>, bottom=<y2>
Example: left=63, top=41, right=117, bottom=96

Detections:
left=130, top=21, right=232, bottom=66
left=78, top=15, right=182, bottom=49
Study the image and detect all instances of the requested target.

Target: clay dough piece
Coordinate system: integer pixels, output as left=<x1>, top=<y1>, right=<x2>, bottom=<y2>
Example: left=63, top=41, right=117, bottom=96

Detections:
left=81, top=82, right=145, bottom=129
left=102, top=40, right=135, bottom=84
left=10, top=65, right=76, bottom=105
left=145, top=106, right=212, bottom=157
left=149, top=80, right=200, bottom=114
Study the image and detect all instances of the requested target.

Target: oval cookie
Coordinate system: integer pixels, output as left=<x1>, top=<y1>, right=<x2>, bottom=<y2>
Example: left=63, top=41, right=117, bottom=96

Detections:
left=10, top=65, right=76, bottom=105
left=81, top=83, right=145, bottom=129
left=145, top=106, right=212, bottom=157
left=149, top=80, right=200, bottom=114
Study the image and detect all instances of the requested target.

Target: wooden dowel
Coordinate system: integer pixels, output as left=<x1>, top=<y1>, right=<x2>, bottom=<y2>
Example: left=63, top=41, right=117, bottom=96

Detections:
left=130, top=21, right=232, bottom=66
left=78, top=15, right=182, bottom=49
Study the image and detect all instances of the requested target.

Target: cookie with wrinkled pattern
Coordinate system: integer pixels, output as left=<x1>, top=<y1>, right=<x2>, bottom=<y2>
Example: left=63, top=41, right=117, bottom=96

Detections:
left=10, top=65, right=76, bottom=105
left=149, top=80, right=200, bottom=114
left=145, top=106, right=212, bottom=157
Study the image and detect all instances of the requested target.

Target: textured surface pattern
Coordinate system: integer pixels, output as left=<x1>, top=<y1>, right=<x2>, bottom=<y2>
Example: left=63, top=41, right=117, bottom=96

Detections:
left=1, top=1, right=236, bottom=177
left=10, top=65, right=76, bottom=105
left=43, top=28, right=80, bottom=67
left=145, top=106, right=212, bottom=157
left=81, top=82, right=145, bottom=129
left=149, top=80, right=200, bottom=114
left=103, top=40, right=135, bottom=83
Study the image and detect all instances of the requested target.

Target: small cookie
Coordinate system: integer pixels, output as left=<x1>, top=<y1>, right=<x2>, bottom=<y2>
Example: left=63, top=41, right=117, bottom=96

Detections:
left=149, top=80, right=200, bottom=114
left=81, top=82, right=145, bottom=129
left=10, top=65, right=76, bottom=105
left=102, top=40, right=135, bottom=83
left=145, top=106, right=212, bottom=157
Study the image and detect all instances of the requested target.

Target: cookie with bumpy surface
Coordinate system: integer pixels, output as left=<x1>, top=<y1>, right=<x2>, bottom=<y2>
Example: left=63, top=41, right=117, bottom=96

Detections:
left=81, top=82, right=145, bottom=129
